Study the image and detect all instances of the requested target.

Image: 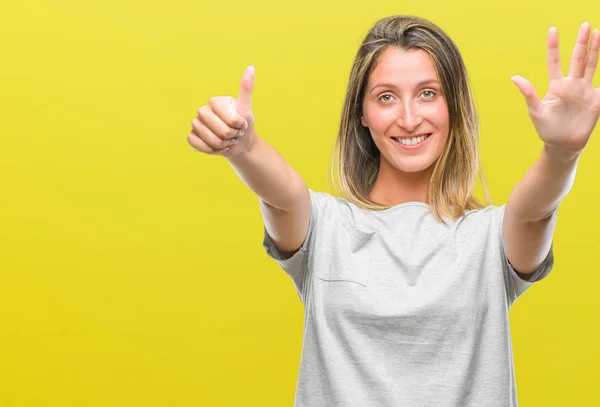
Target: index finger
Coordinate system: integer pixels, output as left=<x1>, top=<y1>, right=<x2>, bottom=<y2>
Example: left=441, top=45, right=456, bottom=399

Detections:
left=209, top=97, right=247, bottom=130
left=547, top=26, right=562, bottom=80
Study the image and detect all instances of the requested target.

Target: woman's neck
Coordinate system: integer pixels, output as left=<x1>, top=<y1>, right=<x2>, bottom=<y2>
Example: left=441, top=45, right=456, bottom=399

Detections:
left=369, top=160, right=434, bottom=206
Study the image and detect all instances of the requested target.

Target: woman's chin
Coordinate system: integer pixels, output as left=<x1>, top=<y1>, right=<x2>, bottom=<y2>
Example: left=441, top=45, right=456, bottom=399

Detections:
left=388, top=157, right=437, bottom=174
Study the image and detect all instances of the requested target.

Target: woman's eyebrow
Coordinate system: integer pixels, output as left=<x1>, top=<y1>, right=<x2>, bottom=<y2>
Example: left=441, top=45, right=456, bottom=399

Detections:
left=369, top=79, right=440, bottom=93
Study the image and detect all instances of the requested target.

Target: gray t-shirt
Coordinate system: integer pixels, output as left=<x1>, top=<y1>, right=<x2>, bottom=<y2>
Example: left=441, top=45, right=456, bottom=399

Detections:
left=262, top=189, right=554, bottom=407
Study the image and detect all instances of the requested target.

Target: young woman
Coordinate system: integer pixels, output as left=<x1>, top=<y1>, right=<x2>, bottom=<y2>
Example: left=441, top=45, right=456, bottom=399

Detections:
left=187, top=15, right=599, bottom=406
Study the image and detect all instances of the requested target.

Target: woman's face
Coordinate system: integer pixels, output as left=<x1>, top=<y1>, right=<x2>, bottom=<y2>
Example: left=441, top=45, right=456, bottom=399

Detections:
left=361, top=47, right=450, bottom=174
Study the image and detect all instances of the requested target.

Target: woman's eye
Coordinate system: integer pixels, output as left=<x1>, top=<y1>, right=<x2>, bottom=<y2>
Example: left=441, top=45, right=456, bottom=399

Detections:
left=378, top=94, right=393, bottom=103
left=378, top=91, right=436, bottom=103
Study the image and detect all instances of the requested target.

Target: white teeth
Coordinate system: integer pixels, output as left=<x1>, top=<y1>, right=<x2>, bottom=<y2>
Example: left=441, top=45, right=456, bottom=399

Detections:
left=395, top=134, right=430, bottom=145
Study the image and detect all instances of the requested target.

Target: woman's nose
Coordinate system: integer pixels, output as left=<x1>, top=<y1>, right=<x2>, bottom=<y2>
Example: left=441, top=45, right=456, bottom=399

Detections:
left=395, top=103, right=422, bottom=131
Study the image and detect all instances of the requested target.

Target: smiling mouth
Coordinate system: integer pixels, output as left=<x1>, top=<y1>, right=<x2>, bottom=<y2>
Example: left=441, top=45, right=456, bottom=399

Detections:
left=391, top=133, right=432, bottom=146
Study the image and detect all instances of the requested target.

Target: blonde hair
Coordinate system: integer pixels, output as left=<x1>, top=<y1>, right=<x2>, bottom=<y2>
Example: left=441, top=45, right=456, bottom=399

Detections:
left=328, top=15, right=492, bottom=225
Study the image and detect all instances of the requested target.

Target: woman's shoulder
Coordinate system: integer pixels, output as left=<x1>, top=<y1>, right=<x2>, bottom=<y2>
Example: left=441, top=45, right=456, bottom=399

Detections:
left=307, top=188, right=357, bottom=216
left=457, top=203, right=508, bottom=233
left=307, top=189, right=370, bottom=232
left=462, top=203, right=507, bottom=219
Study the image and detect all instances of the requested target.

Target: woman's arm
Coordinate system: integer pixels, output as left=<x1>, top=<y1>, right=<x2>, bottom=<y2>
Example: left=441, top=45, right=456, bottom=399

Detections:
left=227, top=132, right=312, bottom=255
left=503, top=22, right=599, bottom=277
left=503, top=146, right=579, bottom=277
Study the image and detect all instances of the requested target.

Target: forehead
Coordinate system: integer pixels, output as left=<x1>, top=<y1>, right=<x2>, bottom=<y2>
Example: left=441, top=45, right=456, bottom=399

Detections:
left=367, top=47, right=438, bottom=87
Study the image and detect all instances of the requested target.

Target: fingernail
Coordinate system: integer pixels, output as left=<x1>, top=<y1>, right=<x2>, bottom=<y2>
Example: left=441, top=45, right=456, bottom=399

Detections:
left=239, top=130, right=245, bottom=137
left=231, top=138, right=238, bottom=145
left=243, top=122, right=248, bottom=130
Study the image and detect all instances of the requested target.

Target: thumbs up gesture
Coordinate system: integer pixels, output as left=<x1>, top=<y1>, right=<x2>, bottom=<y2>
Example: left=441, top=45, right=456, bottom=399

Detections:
left=188, top=66, right=256, bottom=157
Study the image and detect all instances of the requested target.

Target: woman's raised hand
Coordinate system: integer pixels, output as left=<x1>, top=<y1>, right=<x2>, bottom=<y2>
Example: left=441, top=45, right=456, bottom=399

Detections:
left=188, top=66, right=256, bottom=157
left=511, top=23, right=600, bottom=157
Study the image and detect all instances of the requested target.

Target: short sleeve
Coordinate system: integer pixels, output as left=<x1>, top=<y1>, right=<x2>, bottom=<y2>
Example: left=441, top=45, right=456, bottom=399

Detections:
left=498, top=204, right=554, bottom=307
left=262, top=189, right=328, bottom=302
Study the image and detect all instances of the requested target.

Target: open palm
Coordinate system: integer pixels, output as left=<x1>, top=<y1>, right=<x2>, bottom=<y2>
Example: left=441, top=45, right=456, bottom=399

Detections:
left=511, top=22, right=600, bottom=154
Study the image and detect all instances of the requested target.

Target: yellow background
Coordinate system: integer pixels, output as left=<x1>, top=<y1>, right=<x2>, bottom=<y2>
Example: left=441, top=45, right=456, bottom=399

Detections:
left=1, top=0, right=599, bottom=405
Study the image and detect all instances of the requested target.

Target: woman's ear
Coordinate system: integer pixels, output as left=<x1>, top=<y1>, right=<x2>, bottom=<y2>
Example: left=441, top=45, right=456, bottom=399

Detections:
left=361, top=116, right=368, bottom=127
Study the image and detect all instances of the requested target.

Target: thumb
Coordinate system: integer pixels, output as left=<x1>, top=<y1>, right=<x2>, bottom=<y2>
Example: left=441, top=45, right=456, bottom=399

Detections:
left=510, top=75, right=542, bottom=115
left=236, top=65, right=255, bottom=113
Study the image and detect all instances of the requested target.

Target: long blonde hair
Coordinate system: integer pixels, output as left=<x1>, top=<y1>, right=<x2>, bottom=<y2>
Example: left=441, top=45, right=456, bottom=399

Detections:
left=328, top=15, right=491, bottom=225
